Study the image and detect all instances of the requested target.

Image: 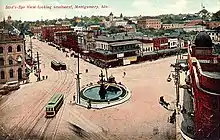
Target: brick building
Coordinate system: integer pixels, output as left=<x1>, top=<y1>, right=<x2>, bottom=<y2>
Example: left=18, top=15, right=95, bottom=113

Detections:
left=31, top=26, right=41, bottom=38
left=0, top=29, right=27, bottom=84
left=54, top=31, right=78, bottom=50
left=153, top=37, right=168, bottom=50
left=137, top=17, right=161, bottom=29
left=41, top=22, right=71, bottom=42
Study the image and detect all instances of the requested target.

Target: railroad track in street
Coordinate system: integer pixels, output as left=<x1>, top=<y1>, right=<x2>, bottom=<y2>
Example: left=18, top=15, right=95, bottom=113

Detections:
left=50, top=68, right=76, bottom=140
left=29, top=40, right=109, bottom=140
left=34, top=41, right=110, bottom=140
left=28, top=41, right=76, bottom=140
left=8, top=65, right=65, bottom=139
left=4, top=40, right=72, bottom=139
left=21, top=70, right=68, bottom=140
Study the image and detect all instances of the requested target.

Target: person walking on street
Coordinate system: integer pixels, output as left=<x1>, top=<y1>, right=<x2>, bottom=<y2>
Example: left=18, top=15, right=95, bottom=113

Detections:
left=123, top=72, right=126, bottom=78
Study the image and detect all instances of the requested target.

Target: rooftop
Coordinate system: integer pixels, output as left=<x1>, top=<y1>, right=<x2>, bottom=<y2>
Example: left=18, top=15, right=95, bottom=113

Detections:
left=109, top=40, right=141, bottom=46
left=96, top=35, right=135, bottom=42
left=55, top=30, right=76, bottom=34
left=0, top=30, right=23, bottom=42
left=92, top=47, right=140, bottom=55
left=96, top=32, right=144, bottom=42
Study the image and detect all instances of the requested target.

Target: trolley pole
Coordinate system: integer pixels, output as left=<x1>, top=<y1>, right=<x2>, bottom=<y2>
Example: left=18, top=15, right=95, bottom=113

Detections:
left=37, top=52, right=41, bottom=81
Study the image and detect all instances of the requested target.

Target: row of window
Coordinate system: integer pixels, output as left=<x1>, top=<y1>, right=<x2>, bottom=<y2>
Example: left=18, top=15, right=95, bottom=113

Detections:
left=143, top=47, right=153, bottom=52
left=0, top=56, right=22, bottom=66
left=1, top=69, right=14, bottom=79
left=0, top=45, right=22, bottom=54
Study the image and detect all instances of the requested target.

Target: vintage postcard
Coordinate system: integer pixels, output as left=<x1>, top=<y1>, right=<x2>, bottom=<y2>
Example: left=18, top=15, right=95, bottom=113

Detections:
left=0, top=0, right=220, bottom=140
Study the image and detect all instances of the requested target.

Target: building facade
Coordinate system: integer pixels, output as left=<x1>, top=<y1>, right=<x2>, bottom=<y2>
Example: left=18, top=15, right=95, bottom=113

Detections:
left=207, top=30, right=220, bottom=42
left=0, top=30, right=26, bottom=84
left=54, top=31, right=78, bottom=50
left=168, top=38, right=178, bottom=48
left=137, top=18, right=161, bottom=29
left=31, top=27, right=41, bottom=39
left=113, top=20, right=128, bottom=27
left=162, top=24, right=184, bottom=30
left=88, top=35, right=141, bottom=67
left=183, top=25, right=206, bottom=32
left=137, top=38, right=154, bottom=53
left=153, top=37, right=168, bottom=50
left=41, top=23, right=71, bottom=42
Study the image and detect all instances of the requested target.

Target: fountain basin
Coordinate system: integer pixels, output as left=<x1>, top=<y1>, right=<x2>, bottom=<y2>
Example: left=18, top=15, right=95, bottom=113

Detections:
left=81, top=84, right=123, bottom=102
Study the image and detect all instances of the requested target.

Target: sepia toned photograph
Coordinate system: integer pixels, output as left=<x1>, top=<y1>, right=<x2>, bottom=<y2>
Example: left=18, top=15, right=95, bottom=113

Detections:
left=0, top=0, right=220, bottom=139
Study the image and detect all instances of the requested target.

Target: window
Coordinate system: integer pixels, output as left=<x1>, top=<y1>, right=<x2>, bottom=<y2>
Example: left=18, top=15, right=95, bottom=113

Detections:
left=1, top=71, right=4, bottom=79
left=9, top=69, right=13, bottom=78
left=8, top=59, right=13, bottom=65
left=0, top=58, right=4, bottom=66
left=8, top=58, right=13, bottom=65
left=8, top=46, right=12, bottom=53
left=17, top=45, right=21, bottom=52
left=0, top=47, right=3, bottom=53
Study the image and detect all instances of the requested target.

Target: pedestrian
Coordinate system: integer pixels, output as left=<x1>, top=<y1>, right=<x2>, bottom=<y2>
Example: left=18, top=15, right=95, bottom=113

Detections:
left=85, top=69, right=88, bottom=73
left=73, top=95, right=75, bottom=102
left=123, top=72, right=126, bottom=78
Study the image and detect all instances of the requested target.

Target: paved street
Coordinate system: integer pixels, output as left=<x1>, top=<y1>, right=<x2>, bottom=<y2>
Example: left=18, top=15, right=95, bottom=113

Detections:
left=0, top=38, right=176, bottom=140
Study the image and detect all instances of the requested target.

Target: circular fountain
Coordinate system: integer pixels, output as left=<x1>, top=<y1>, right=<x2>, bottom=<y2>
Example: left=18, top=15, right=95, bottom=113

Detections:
left=82, top=85, right=122, bottom=102
left=79, top=71, right=131, bottom=109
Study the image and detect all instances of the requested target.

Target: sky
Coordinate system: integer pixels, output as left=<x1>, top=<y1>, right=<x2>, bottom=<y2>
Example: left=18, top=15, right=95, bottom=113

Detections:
left=0, top=0, right=220, bottom=21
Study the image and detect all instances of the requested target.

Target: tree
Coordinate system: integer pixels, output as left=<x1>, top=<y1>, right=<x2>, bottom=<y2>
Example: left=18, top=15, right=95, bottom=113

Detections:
left=212, top=10, right=220, bottom=21
left=120, top=13, right=123, bottom=18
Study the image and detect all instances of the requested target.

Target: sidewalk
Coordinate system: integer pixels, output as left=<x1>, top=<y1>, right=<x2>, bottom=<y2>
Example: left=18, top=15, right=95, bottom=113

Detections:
left=176, top=72, right=194, bottom=140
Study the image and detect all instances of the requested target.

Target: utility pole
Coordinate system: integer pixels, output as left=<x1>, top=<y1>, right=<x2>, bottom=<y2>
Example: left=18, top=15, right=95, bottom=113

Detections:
left=30, top=36, right=33, bottom=63
left=76, top=48, right=82, bottom=104
left=36, top=52, right=41, bottom=81
left=142, top=35, right=144, bottom=56
left=175, top=64, right=180, bottom=107
left=105, top=67, right=108, bottom=81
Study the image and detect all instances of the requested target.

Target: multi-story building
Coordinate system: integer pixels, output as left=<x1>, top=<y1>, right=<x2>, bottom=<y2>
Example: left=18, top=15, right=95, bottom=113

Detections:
left=137, top=37, right=154, bottom=52
left=71, top=26, right=86, bottom=33
left=54, top=31, right=78, bottom=50
left=41, top=21, right=71, bottom=42
left=153, top=37, right=168, bottom=50
left=137, top=17, right=161, bottom=29
left=113, top=20, right=128, bottom=27
left=31, top=27, right=41, bottom=38
left=207, top=30, right=220, bottom=42
left=183, top=25, right=206, bottom=32
left=88, top=35, right=141, bottom=67
left=162, top=24, right=184, bottom=30
left=207, top=21, right=220, bottom=29
left=0, top=29, right=26, bottom=84
left=168, top=38, right=178, bottom=48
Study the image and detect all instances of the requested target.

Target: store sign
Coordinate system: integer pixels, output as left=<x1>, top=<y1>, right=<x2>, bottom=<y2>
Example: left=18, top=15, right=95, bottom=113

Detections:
left=117, top=53, right=124, bottom=58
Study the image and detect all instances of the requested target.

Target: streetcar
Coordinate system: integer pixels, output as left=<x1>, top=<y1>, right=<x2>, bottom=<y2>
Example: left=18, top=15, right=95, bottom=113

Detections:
left=59, top=62, right=67, bottom=70
left=45, top=93, right=64, bottom=118
left=51, top=60, right=60, bottom=71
